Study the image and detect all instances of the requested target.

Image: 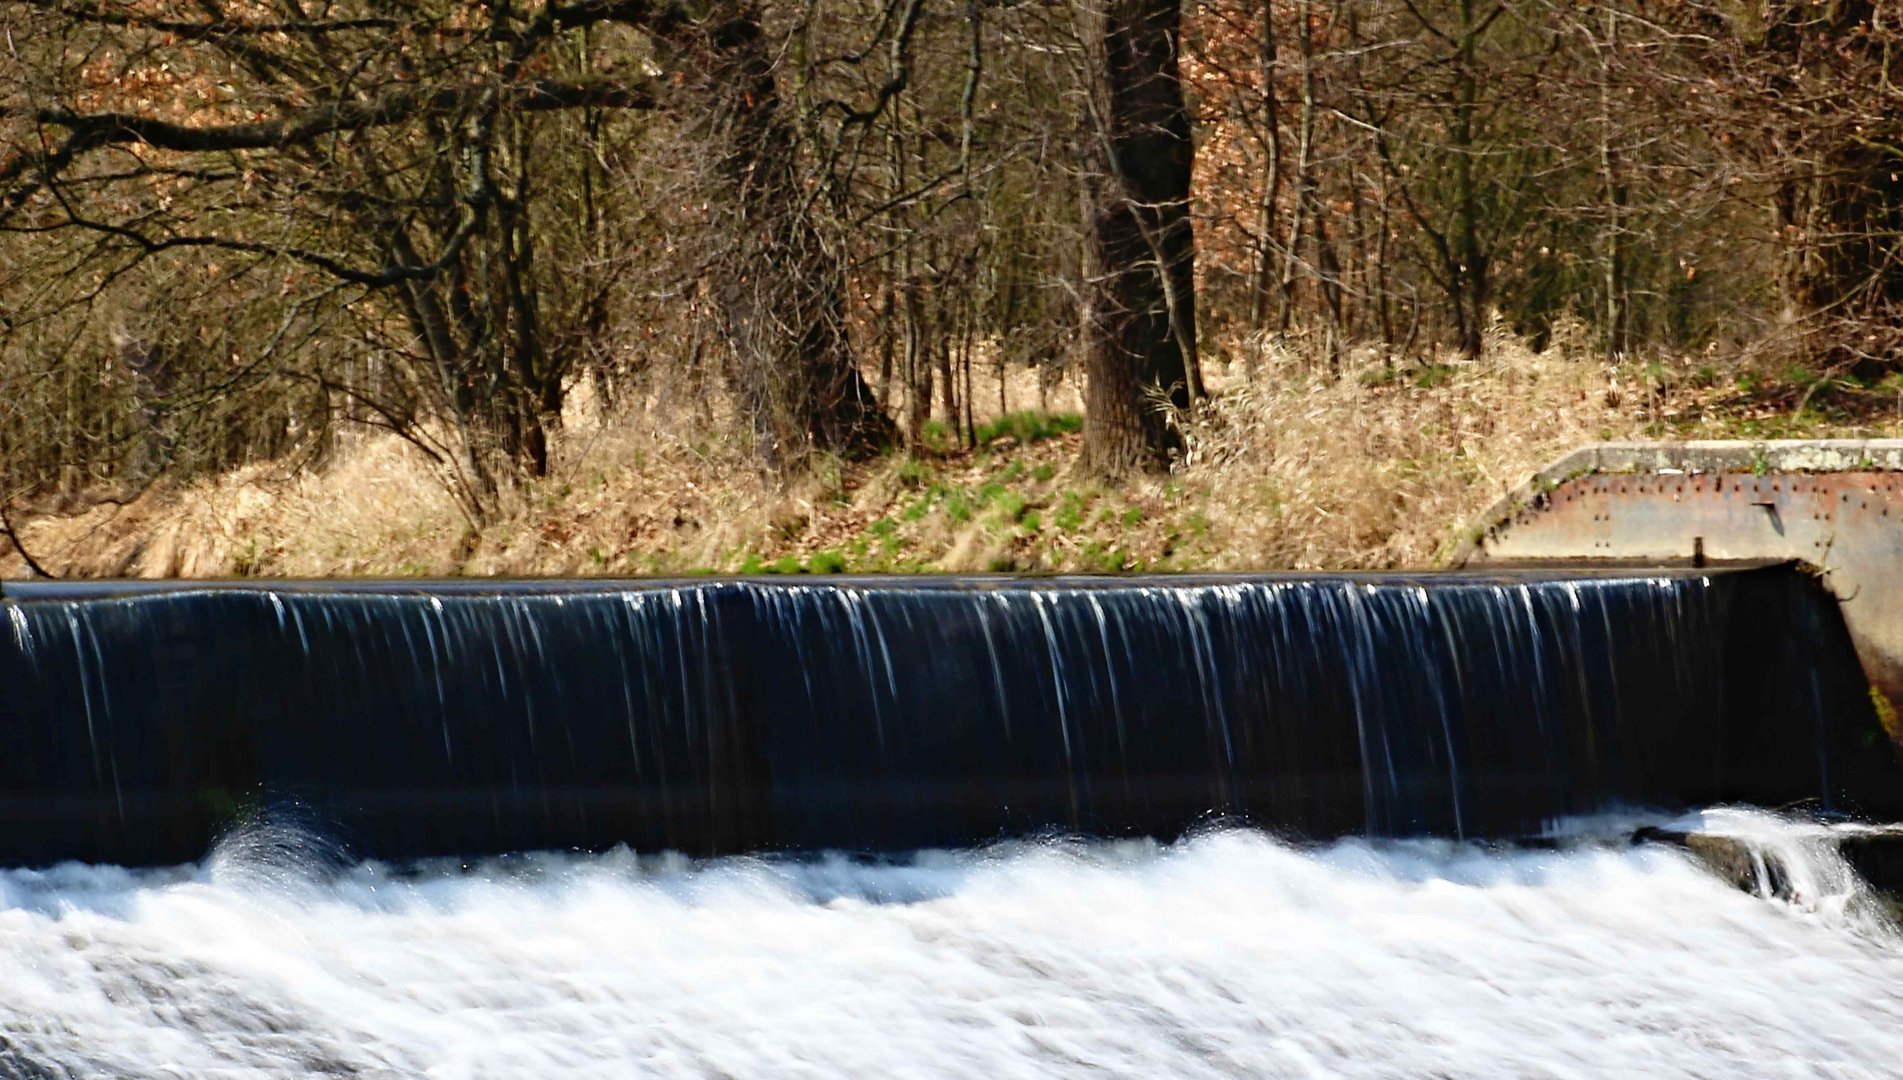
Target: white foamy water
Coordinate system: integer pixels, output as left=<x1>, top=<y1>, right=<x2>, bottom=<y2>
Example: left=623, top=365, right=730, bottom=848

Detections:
left=3, top=815, right=1902, bottom=1079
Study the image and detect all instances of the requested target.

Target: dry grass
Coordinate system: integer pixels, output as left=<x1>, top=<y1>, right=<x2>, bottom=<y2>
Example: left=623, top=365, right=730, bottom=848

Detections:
left=10, top=328, right=1903, bottom=579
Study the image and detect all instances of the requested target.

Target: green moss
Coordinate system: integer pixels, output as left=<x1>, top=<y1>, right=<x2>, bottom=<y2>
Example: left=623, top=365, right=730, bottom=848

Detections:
left=1873, top=686, right=1901, bottom=747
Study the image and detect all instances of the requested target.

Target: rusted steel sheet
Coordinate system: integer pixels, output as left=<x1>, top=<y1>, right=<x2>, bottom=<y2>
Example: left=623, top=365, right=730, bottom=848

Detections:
left=1454, top=441, right=1903, bottom=728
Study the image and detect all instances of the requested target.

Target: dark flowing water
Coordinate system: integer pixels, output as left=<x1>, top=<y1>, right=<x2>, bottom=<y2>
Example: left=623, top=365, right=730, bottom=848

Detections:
left=0, top=568, right=1892, bottom=866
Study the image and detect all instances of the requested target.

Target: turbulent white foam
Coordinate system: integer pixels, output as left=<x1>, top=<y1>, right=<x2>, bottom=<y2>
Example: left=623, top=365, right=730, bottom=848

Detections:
left=3, top=817, right=1903, bottom=1079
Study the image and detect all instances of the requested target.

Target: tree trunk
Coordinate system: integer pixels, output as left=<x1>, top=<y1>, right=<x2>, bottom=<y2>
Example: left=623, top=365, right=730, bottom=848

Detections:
left=1448, top=0, right=1486, bottom=359
left=694, top=7, right=896, bottom=464
left=1081, top=0, right=1201, bottom=475
left=1248, top=0, right=1285, bottom=336
left=1597, top=4, right=1628, bottom=359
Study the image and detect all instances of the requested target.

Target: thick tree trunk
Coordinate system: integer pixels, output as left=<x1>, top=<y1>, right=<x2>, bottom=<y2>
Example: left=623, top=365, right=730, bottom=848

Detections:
left=1081, top=0, right=1201, bottom=475
left=694, top=8, right=895, bottom=464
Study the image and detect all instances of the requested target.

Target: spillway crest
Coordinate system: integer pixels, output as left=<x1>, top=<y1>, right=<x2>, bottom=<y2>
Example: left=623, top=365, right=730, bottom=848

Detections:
left=0, top=567, right=1891, bottom=865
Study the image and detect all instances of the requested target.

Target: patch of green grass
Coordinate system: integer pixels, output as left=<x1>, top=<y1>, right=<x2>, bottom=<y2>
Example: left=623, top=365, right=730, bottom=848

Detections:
left=974, top=410, right=1083, bottom=447
left=866, top=517, right=900, bottom=550
left=815, top=454, right=849, bottom=505
left=900, top=495, right=934, bottom=523
left=1078, top=540, right=1133, bottom=573
left=895, top=456, right=933, bottom=490
left=991, top=490, right=1029, bottom=525
left=1359, top=365, right=1402, bottom=388
left=1031, top=462, right=1056, bottom=482
left=231, top=538, right=262, bottom=577
left=808, top=549, right=848, bottom=574
left=920, top=419, right=959, bottom=454
left=943, top=487, right=976, bottom=523
left=1053, top=490, right=1089, bottom=532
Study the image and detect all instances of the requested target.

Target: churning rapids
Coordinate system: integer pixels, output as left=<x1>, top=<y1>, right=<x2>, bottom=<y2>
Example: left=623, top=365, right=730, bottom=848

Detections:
left=3, top=810, right=1901, bottom=1079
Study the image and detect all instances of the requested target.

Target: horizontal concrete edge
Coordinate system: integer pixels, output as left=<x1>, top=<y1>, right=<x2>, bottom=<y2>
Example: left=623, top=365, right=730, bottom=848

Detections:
left=1449, top=440, right=1903, bottom=567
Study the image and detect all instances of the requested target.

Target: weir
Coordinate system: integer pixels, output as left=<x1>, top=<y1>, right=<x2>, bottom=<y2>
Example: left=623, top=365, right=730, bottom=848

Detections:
left=1, top=567, right=1894, bottom=867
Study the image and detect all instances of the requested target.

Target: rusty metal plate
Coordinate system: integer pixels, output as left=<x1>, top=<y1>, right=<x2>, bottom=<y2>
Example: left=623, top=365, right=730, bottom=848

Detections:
left=1469, top=465, right=1903, bottom=720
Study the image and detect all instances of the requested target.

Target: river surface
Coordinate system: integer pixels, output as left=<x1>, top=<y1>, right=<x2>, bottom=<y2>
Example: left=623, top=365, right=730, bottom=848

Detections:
left=2, top=810, right=1900, bottom=1078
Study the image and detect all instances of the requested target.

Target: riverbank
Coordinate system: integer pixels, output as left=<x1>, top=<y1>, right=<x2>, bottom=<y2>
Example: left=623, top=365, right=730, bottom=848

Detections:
left=9, top=333, right=1903, bottom=579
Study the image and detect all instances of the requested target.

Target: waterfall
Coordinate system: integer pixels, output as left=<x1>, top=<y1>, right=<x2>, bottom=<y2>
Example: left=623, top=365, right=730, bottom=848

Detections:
left=0, top=567, right=1891, bottom=866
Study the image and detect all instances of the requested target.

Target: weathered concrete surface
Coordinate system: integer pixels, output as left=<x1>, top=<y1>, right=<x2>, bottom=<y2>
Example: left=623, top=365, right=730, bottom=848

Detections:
left=1453, top=440, right=1903, bottom=741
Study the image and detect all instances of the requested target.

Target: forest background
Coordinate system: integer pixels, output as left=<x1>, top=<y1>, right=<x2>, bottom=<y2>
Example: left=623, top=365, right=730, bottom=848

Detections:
left=0, top=0, right=1898, bottom=577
